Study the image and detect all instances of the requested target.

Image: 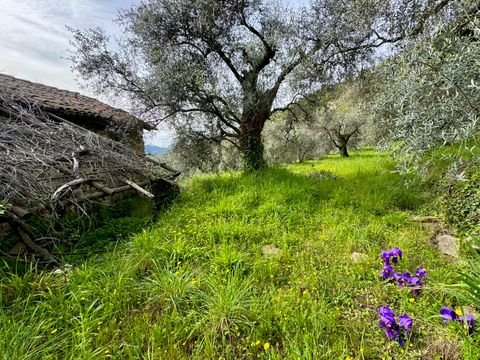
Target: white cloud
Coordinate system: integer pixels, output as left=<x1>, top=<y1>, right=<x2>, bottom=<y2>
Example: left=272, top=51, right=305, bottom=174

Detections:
left=0, top=0, right=129, bottom=90
left=0, top=0, right=174, bottom=146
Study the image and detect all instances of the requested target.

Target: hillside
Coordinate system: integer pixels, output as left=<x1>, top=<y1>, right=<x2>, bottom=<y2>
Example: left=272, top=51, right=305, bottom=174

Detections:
left=1, top=151, right=478, bottom=359
left=145, top=144, right=168, bottom=155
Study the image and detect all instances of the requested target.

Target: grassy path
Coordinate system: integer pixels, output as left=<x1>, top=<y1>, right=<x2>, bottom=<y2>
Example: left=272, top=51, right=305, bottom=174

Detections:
left=0, top=152, right=476, bottom=359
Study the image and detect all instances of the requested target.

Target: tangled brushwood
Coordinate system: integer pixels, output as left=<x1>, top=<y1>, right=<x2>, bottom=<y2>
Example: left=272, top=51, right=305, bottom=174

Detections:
left=0, top=93, right=179, bottom=265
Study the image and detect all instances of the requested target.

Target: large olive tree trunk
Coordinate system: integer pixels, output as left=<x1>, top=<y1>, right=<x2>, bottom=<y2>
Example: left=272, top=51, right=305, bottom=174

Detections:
left=339, top=142, right=349, bottom=157
left=239, top=123, right=266, bottom=171
left=239, top=86, right=275, bottom=171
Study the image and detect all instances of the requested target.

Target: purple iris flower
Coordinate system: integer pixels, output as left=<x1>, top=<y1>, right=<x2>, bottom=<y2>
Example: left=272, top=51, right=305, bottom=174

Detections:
left=408, top=276, right=423, bottom=295
left=381, top=247, right=403, bottom=265
left=382, top=264, right=395, bottom=280
left=384, top=324, right=400, bottom=339
left=409, top=276, right=422, bottom=286
left=415, top=266, right=427, bottom=279
left=378, top=306, right=412, bottom=346
left=459, top=314, right=476, bottom=334
left=440, top=306, right=457, bottom=323
left=440, top=307, right=476, bottom=334
left=389, top=247, right=403, bottom=264
left=379, top=306, right=396, bottom=326
left=398, top=313, right=413, bottom=335
left=379, top=248, right=427, bottom=295
left=391, top=272, right=402, bottom=282
left=401, top=272, right=411, bottom=281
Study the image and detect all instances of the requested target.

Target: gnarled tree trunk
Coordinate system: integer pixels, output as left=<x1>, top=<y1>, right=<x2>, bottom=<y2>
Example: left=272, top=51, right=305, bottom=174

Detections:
left=239, top=86, right=275, bottom=171
left=339, top=142, right=349, bottom=157
left=239, top=121, right=266, bottom=171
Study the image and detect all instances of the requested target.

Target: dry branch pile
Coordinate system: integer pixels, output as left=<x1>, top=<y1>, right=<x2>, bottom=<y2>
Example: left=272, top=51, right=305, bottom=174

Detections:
left=0, top=93, right=179, bottom=264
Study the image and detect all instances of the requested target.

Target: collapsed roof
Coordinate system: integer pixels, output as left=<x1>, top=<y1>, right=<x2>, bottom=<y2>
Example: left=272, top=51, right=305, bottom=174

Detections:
left=0, top=73, right=155, bottom=131
left=0, top=87, right=178, bottom=265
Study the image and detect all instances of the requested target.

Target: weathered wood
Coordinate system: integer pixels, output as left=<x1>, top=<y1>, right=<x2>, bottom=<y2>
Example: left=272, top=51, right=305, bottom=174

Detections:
left=146, top=156, right=181, bottom=178
left=72, top=154, right=80, bottom=178
left=123, top=179, right=154, bottom=198
left=10, top=205, right=31, bottom=219
left=7, top=214, right=57, bottom=265
left=51, top=178, right=87, bottom=201
left=0, top=181, right=151, bottom=219
left=90, top=181, right=115, bottom=195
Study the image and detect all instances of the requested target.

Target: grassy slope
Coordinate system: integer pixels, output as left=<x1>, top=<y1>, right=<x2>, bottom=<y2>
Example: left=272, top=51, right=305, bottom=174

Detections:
left=0, top=151, right=477, bottom=359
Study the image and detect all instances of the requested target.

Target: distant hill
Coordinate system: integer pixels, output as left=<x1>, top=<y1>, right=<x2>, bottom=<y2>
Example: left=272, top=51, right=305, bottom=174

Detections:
left=144, top=144, right=168, bottom=155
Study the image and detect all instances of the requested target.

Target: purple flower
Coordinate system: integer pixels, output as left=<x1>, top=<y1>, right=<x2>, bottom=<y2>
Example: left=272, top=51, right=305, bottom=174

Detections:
left=389, top=247, right=403, bottom=263
left=398, top=313, right=413, bottom=333
left=384, top=324, right=400, bottom=339
left=440, top=306, right=457, bottom=323
left=379, top=249, right=427, bottom=296
left=440, top=307, right=476, bottom=334
left=391, top=272, right=403, bottom=282
left=415, top=266, right=427, bottom=279
left=379, top=306, right=396, bottom=327
left=459, top=314, right=476, bottom=334
left=382, top=264, right=395, bottom=280
left=378, top=306, right=412, bottom=346
left=381, top=247, right=403, bottom=266
left=408, top=276, right=423, bottom=295
left=399, top=272, right=412, bottom=287
left=409, top=276, right=422, bottom=287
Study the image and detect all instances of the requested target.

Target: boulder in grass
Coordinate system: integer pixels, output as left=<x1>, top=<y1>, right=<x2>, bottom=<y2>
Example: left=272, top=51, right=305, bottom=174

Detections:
left=261, top=244, right=283, bottom=256
left=351, top=252, right=368, bottom=263
left=436, top=234, right=460, bottom=258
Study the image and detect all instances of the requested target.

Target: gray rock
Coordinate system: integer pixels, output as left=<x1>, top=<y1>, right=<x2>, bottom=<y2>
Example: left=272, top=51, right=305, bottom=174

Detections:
left=436, top=234, right=460, bottom=258
left=261, top=244, right=283, bottom=256
left=350, top=252, right=368, bottom=263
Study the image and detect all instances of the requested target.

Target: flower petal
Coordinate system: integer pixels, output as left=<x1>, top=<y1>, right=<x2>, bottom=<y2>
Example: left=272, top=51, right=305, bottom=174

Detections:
left=398, top=313, right=413, bottom=331
left=440, top=306, right=457, bottom=323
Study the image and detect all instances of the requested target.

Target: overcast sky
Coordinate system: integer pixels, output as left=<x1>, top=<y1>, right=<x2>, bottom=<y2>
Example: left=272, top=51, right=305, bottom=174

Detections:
left=0, top=0, right=308, bottom=147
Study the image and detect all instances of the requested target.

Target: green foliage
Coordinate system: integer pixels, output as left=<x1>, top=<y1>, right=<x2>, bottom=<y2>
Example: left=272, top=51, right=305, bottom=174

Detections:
left=0, top=196, right=153, bottom=262
left=443, top=170, right=480, bottom=234
left=163, top=133, right=242, bottom=175
left=373, top=5, right=480, bottom=161
left=0, top=201, right=11, bottom=215
left=458, top=237, right=480, bottom=334
left=0, top=152, right=476, bottom=359
left=263, top=113, right=331, bottom=165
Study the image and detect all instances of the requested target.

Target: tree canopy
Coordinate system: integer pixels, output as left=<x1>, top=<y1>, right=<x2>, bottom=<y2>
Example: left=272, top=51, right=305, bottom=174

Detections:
left=70, top=0, right=458, bottom=170
left=373, top=2, right=480, bottom=158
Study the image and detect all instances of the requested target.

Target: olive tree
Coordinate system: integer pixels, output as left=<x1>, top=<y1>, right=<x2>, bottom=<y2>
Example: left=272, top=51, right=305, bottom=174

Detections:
left=69, top=0, right=456, bottom=171
left=316, top=81, right=371, bottom=157
left=263, top=114, right=330, bottom=164
left=163, top=130, right=242, bottom=175
left=373, top=1, right=480, bottom=156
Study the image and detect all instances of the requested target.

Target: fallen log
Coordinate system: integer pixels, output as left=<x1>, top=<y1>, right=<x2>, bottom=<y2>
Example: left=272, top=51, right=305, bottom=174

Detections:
left=123, top=179, right=154, bottom=198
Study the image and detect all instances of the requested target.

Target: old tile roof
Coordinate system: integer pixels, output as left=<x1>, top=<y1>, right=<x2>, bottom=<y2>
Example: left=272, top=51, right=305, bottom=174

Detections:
left=0, top=73, right=154, bottom=130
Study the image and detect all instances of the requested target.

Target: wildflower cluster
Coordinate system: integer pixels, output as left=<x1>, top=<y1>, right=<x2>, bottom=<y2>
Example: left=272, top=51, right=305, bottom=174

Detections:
left=378, top=306, right=413, bottom=347
left=381, top=247, right=427, bottom=295
left=378, top=247, right=417, bottom=348
left=440, top=306, right=476, bottom=334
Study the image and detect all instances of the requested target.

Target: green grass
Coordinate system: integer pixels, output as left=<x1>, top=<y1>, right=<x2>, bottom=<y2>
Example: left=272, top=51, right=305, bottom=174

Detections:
left=1, top=151, right=478, bottom=359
